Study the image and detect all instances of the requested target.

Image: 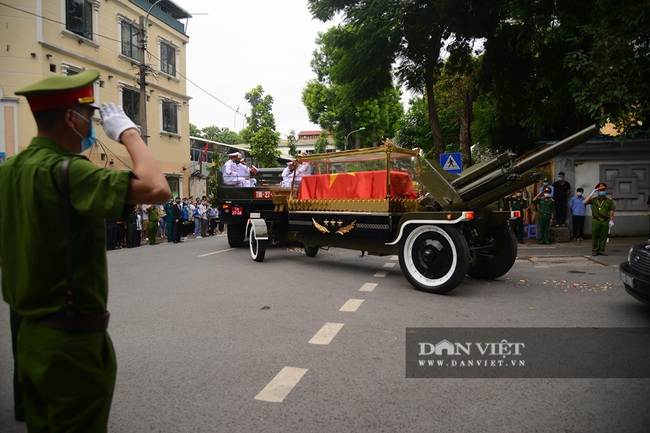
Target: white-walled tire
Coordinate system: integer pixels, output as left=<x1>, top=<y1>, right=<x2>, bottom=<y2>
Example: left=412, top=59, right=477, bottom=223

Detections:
left=399, top=224, right=469, bottom=294
left=249, top=226, right=266, bottom=262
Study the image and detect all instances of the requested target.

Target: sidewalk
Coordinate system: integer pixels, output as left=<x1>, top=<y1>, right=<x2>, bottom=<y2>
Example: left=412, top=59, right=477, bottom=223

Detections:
left=517, top=236, right=648, bottom=266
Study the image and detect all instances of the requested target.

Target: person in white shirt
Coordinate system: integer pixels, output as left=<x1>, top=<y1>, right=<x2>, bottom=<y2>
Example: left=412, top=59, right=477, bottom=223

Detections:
left=223, top=152, right=245, bottom=186
left=223, top=152, right=257, bottom=186
left=293, top=151, right=311, bottom=187
left=281, top=160, right=296, bottom=187
left=237, top=157, right=257, bottom=187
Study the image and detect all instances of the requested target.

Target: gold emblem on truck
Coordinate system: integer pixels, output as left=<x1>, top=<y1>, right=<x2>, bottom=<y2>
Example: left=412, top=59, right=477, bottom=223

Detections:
left=311, top=218, right=356, bottom=235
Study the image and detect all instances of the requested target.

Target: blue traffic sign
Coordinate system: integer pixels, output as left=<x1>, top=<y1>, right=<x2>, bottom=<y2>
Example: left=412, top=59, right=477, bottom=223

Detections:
left=440, top=152, right=462, bottom=173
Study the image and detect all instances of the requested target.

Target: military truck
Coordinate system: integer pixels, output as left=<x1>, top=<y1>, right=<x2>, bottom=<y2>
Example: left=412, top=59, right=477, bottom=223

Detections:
left=240, top=125, right=600, bottom=294
left=216, top=167, right=283, bottom=247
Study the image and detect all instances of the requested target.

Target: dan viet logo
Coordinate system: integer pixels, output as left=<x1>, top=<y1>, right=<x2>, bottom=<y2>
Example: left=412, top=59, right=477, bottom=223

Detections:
left=417, top=339, right=526, bottom=368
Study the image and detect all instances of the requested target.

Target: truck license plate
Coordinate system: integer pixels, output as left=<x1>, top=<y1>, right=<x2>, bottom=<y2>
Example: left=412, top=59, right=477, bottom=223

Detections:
left=232, top=206, right=243, bottom=216
left=620, top=272, right=635, bottom=288
left=254, top=190, right=273, bottom=199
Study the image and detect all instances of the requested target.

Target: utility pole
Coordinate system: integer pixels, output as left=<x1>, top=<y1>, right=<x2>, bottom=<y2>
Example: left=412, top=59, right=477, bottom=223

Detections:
left=138, top=0, right=165, bottom=145
left=139, top=15, right=148, bottom=144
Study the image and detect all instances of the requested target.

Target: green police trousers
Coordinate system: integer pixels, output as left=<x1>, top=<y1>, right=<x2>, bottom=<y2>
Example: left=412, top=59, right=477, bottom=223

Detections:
left=148, top=220, right=158, bottom=245
left=18, top=320, right=116, bottom=433
left=592, top=219, right=609, bottom=253
left=539, top=213, right=552, bottom=243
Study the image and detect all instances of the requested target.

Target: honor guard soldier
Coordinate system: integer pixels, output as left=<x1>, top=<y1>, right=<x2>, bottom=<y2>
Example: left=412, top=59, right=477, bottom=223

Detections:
left=507, top=190, right=529, bottom=244
left=583, top=182, right=616, bottom=256
left=0, top=70, right=171, bottom=432
left=533, top=186, right=555, bottom=244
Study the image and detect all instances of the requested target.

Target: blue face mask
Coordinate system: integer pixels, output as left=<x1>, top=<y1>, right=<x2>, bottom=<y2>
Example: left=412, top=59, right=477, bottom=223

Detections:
left=72, top=111, right=96, bottom=152
left=557, top=177, right=564, bottom=182
left=598, top=191, right=607, bottom=197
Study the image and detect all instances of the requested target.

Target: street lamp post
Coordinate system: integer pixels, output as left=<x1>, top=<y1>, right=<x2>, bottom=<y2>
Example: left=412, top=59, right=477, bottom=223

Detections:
left=346, top=127, right=366, bottom=150
left=139, top=0, right=165, bottom=144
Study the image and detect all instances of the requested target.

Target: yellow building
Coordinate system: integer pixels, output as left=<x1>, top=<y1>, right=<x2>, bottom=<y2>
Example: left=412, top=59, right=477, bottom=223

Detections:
left=0, top=0, right=192, bottom=197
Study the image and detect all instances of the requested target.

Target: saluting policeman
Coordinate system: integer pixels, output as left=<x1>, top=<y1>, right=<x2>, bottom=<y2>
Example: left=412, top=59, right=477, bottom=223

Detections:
left=0, top=70, right=171, bottom=432
left=583, top=182, right=616, bottom=256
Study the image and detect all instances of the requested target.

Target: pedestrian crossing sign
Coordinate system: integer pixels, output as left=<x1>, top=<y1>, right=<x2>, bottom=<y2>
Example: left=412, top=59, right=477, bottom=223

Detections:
left=440, top=152, right=462, bottom=174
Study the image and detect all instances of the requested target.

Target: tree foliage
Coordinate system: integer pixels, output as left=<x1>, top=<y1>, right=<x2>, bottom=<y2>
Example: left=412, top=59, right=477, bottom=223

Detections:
left=240, top=85, right=281, bottom=167
left=200, top=126, right=241, bottom=144
left=302, top=25, right=403, bottom=150
left=286, top=130, right=298, bottom=157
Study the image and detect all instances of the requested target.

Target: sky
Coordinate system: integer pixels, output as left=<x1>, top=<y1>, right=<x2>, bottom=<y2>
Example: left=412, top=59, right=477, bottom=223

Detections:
left=172, top=0, right=336, bottom=137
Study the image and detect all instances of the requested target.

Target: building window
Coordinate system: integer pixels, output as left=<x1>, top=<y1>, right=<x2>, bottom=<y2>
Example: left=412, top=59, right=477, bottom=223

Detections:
left=162, top=100, right=178, bottom=134
left=160, top=42, right=176, bottom=76
left=121, top=21, right=140, bottom=61
left=165, top=175, right=180, bottom=198
left=122, top=88, right=140, bottom=125
left=66, top=0, right=93, bottom=40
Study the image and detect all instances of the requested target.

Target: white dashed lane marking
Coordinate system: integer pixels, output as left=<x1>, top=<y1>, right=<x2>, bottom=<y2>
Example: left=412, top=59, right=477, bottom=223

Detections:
left=383, top=262, right=396, bottom=268
left=360, top=282, right=378, bottom=292
left=339, top=299, right=364, bottom=312
left=198, top=248, right=235, bottom=257
left=254, top=366, right=308, bottom=403
left=373, top=271, right=387, bottom=278
left=309, top=322, right=344, bottom=345
left=390, top=255, right=398, bottom=260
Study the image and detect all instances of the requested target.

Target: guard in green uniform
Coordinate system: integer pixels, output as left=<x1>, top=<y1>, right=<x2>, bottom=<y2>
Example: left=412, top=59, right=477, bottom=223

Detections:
left=583, top=182, right=616, bottom=256
left=506, top=190, right=529, bottom=243
left=0, top=70, right=171, bottom=432
left=533, top=187, right=555, bottom=244
left=146, top=204, right=159, bottom=245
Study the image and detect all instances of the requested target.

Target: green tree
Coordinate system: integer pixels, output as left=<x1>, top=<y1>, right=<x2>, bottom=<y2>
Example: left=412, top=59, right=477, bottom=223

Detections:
left=314, top=132, right=330, bottom=154
left=286, top=130, right=298, bottom=157
left=189, top=123, right=201, bottom=137
left=308, top=0, right=501, bottom=157
left=240, top=85, right=281, bottom=167
left=200, top=126, right=241, bottom=144
left=302, top=25, right=404, bottom=150
left=477, top=0, right=648, bottom=151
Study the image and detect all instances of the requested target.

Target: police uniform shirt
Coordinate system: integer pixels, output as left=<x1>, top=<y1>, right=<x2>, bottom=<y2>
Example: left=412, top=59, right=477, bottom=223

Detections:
left=223, top=159, right=240, bottom=184
left=0, top=137, right=131, bottom=320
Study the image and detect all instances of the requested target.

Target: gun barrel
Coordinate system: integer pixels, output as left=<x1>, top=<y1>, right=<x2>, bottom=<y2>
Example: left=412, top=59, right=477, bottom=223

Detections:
left=510, top=124, right=600, bottom=174
left=454, top=124, right=600, bottom=207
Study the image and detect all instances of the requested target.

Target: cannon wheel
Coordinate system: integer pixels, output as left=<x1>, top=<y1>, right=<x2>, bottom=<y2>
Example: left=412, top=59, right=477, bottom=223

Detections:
left=227, top=223, right=245, bottom=248
left=304, top=245, right=319, bottom=257
left=399, top=224, right=469, bottom=294
left=249, top=225, right=266, bottom=262
left=467, top=224, right=517, bottom=280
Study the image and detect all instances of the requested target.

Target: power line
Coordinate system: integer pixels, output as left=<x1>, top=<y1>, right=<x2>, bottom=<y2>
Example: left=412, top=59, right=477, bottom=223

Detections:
left=0, top=1, right=246, bottom=118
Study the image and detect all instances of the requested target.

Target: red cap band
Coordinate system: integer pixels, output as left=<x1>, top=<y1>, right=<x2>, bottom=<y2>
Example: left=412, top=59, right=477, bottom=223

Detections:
left=26, top=86, right=95, bottom=112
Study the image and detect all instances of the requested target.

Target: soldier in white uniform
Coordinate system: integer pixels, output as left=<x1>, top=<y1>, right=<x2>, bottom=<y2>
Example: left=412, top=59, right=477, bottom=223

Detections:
left=293, top=151, right=311, bottom=187
left=237, top=157, right=257, bottom=187
left=281, top=160, right=296, bottom=187
left=223, top=152, right=244, bottom=186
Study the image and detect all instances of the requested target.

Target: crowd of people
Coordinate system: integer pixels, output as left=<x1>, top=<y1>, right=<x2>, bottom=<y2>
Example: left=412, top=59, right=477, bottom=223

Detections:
left=105, top=196, right=223, bottom=250
left=503, top=172, right=616, bottom=255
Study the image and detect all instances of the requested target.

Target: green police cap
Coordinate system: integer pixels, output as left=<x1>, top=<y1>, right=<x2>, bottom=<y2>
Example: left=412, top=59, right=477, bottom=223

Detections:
left=15, top=70, right=100, bottom=112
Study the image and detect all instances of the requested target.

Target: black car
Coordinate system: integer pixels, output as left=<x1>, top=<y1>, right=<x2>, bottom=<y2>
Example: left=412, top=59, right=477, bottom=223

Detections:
left=620, top=241, right=650, bottom=304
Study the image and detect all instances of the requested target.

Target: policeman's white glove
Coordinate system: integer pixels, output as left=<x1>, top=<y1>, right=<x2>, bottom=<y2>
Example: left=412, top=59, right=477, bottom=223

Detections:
left=609, top=220, right=614, bottom=228
left=590, top=189, right=598, bottom=197
left=100, top=103, right=139, bottom=143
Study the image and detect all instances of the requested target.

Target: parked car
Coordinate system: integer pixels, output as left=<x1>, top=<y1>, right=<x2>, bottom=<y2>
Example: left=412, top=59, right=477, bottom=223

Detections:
left=620, top=241, right=650, bottom=304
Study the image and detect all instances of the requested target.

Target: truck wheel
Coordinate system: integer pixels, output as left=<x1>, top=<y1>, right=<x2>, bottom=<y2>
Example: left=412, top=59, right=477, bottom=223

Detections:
left=399, top=225, right=469, bottom=294
left=249, top=226, right=266, bottom=262
left=467, top=224, right=517, bottom=280
left=227, top=223, right=245, bottom=248
left=304, top=245, right=319, bottom=257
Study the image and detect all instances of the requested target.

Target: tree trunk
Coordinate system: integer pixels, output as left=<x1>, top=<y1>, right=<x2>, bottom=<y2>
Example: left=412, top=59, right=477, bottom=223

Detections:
left=425, top=75, right=444, bottom=159
left=459, top=87, right=474, bottom=167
